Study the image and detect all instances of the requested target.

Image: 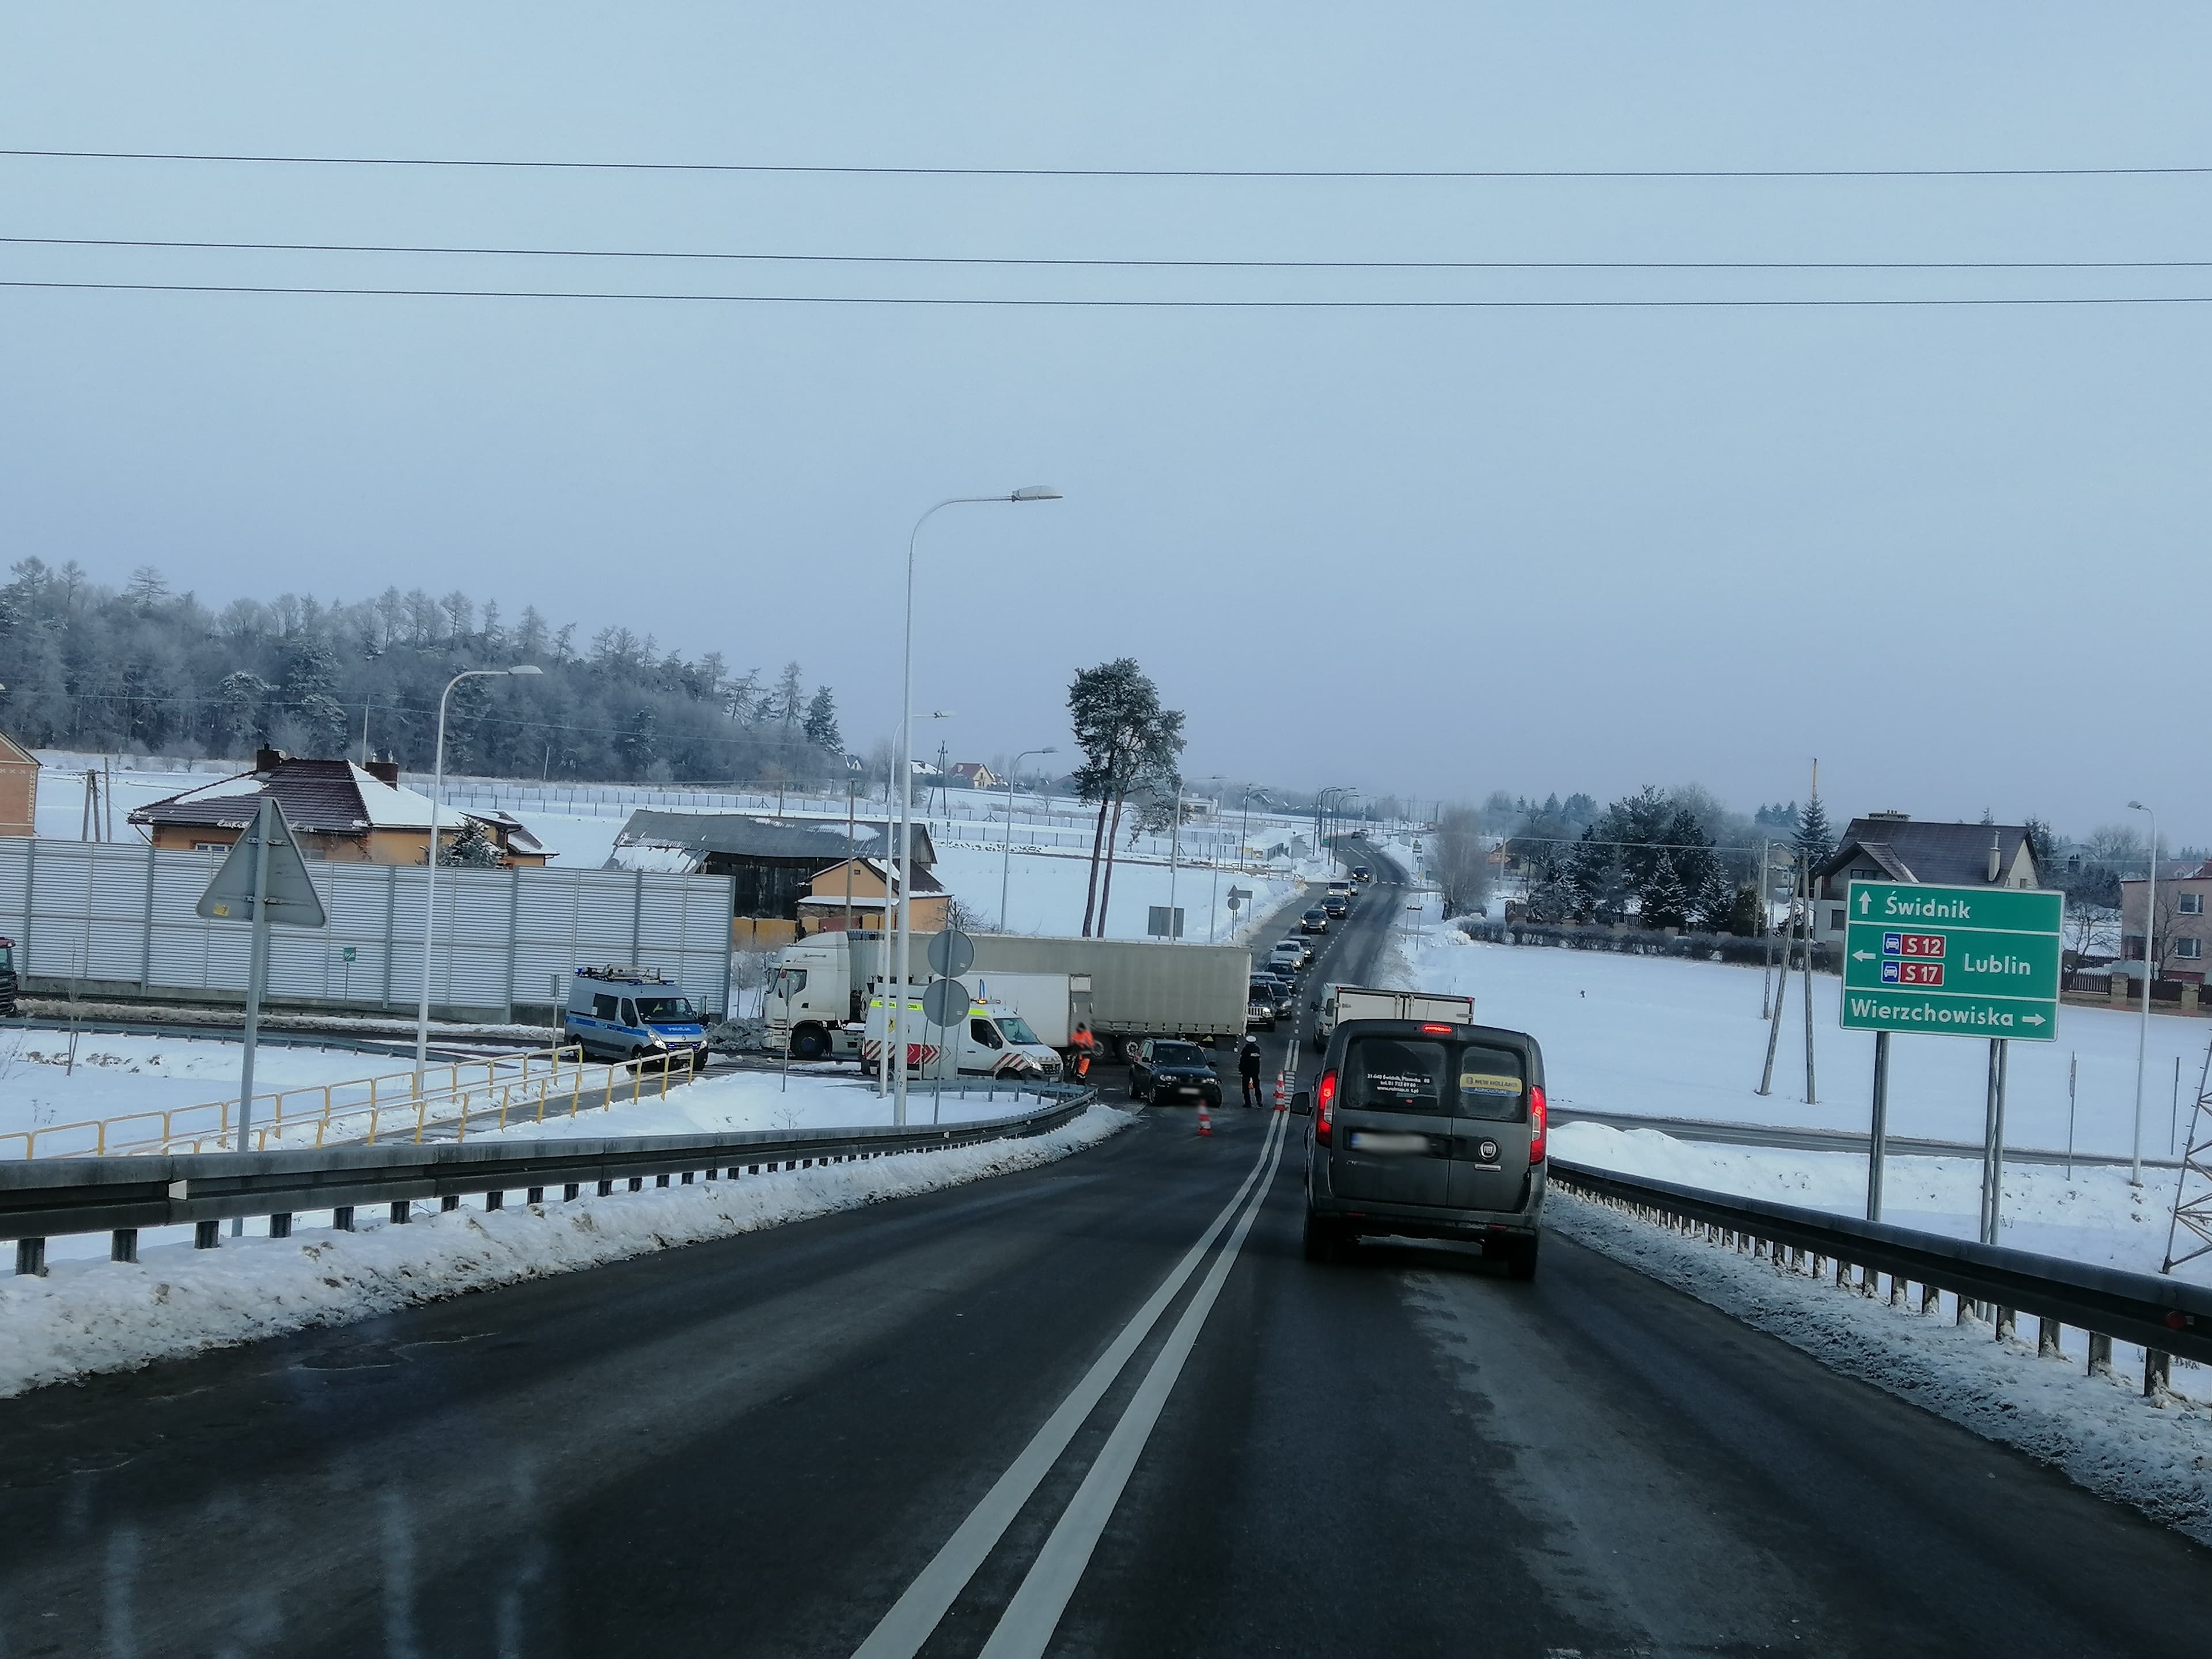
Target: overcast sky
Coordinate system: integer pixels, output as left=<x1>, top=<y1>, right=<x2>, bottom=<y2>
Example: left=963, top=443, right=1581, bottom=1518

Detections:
left=3, top=6, right=2207, bottom=840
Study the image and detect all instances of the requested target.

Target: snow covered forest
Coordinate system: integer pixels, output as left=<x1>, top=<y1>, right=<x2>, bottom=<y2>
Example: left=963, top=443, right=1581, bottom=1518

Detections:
left=0, top=559, right=849, bottom=784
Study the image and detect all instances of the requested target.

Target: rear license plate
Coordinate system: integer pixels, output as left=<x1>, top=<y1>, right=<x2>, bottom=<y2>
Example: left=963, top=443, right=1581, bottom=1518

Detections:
left=1347, top=1130, right=1429, bottom=1155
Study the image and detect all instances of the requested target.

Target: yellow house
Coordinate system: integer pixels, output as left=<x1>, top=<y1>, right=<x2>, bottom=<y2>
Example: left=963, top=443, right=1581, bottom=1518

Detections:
left=796, top=857, right=951, bottom=935
left=0, top=729, right=36, bottom=838
left=128, top=751, right=550, bottom=866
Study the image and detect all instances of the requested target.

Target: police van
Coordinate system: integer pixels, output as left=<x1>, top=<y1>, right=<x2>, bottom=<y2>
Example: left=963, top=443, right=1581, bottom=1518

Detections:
left=563, top=965, right=709, bottom=1065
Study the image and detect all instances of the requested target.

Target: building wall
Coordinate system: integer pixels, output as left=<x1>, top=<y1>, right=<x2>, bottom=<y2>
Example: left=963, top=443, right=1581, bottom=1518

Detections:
left=0, top=757, right=37, bottom=838
left=2120, top=874, right=2212, bottom=984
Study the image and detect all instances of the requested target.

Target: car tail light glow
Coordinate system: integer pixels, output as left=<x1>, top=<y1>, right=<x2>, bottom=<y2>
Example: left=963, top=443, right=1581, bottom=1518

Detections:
left=1419, top=1022, right=1453, bottom=1035
left=1316, top=1069, right=1337, bottom=1145
left=1528, top=1084, right=1547, bottom=1163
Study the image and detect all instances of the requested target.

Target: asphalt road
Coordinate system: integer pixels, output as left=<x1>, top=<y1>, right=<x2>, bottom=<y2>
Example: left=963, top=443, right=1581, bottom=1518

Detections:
left=2, top=842, right=2204, bottom=1658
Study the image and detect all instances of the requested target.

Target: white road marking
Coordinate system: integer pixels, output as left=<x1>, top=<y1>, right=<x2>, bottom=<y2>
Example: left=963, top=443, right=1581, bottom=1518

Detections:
left=976, top=1107, right=1290, bottom=1659
left=849, top=1106, right=1290, bottom=1659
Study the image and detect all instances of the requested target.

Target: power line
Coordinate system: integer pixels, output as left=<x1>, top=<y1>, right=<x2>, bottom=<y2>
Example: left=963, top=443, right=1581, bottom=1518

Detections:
left=8, top=233, right=2209, bottom=272
left=7, top=278, right=2212, bottom=309
left=5, top=146, right=2210, bottom=181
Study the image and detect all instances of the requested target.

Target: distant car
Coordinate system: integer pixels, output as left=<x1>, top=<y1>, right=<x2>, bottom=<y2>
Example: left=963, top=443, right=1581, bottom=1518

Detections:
left=1269, top=941, right=1308, bottom=977
left=1301, top=907, right=1330, bottom=934
left=1128, top=1037, right=1222, bottom=1107
left=1296, top=936, right=1320, bottom=966
left=1351, top=865, right=1373, bottom=883
left=1253, top=972, right=1298, bottom=1020
left=1247, top=983, right=1278, bottom=1031
left=1323, top=896, right=1349, bottom=919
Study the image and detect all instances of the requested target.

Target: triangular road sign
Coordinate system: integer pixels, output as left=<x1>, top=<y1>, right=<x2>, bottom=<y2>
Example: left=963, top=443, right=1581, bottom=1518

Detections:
left=197, top=797, right=328, bottom=927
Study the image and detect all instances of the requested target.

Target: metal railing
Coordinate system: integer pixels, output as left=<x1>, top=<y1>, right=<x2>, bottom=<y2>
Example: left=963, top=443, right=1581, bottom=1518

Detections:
left=2, top=1081, right=1099, bottom=1274
left=1549, top=1157, right=2212, bottom=1398
left=1, top=1046, right=696, bottom=1159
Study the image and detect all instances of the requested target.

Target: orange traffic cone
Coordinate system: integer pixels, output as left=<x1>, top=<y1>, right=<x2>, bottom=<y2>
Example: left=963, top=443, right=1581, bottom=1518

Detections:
left=1273, top=1072, right=1289, bottom=1112
left=1197, top=1104, right=1213, bottom=1137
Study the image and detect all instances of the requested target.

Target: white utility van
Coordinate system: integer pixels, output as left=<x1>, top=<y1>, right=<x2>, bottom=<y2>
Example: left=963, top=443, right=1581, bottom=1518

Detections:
left=862, top=990, right=1064, bottom=1080
left=1310, top=984, right=1475, bottom=1051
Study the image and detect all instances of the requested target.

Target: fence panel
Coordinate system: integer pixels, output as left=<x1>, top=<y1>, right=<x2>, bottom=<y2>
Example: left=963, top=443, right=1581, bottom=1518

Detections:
left=2, top=841, right=734, bottom=1019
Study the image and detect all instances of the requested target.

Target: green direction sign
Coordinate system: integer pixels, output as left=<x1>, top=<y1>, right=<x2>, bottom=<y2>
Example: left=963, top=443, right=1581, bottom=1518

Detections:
left=1839, top=880, right=2062, bottom=1041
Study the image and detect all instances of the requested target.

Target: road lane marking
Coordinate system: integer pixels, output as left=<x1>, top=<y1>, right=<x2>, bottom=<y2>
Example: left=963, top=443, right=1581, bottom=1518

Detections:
left=976, top=1108, right=1291, bottom=1659
left=850, top=1107, right=1290, bottom=1659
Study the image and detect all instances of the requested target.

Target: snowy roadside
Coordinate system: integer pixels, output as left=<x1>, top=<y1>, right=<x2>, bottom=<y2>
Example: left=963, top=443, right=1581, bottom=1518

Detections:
left=0, top=1104, right=1134, bottom=1399
left=1548, top=1190, right=2212, bottom=1544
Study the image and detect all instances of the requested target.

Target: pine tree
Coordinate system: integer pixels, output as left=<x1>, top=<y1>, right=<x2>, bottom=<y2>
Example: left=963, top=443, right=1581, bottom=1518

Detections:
left=802, top=687, right=842, bottom=753
left=1639, top=855, right=1691, bottom=930
left=1793, top=795, right=1834, bottom=869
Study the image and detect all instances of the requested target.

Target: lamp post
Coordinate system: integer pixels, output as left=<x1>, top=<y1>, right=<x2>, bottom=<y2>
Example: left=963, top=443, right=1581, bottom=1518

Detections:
left=415, top=664, right=543, bottom=1089
left=895, top=488, right=1059, bottom=1125
left=999, top=746, right=1057, bottom=930
left=2128, top=800, right=2157, bottom=1187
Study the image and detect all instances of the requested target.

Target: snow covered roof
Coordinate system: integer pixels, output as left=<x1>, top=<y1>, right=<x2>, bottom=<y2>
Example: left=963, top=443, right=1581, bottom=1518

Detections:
left=611, top=809, right=934, bottom=867
left=129, top=756, right=535, bottom=846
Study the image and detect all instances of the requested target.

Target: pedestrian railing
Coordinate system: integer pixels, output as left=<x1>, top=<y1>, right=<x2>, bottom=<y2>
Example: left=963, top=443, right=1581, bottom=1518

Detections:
left=0, top=1046, right=696, bottom=1160
left=1549, top=1158, right=2212, bottom=1399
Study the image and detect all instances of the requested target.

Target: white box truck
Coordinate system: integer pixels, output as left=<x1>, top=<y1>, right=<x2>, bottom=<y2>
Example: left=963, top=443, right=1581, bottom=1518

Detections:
left=1310, top=984, right=1475, bottom=1050
left=764, top=930, right=1249, bottom=1064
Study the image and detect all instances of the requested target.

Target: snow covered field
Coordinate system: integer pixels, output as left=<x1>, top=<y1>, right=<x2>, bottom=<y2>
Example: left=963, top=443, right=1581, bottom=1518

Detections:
left=0, top=1103, right=1132, bottom=1399
left=1407, top=925, right=2207, bottom=1160
left=0, top=1031, right=429, bottom=1156
left=1387, top=902, right=2212, bottom=1285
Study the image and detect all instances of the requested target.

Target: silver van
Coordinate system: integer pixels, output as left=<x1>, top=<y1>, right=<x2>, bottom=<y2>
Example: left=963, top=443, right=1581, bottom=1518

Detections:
left=1293, top=1017, right=1547, bottom=1278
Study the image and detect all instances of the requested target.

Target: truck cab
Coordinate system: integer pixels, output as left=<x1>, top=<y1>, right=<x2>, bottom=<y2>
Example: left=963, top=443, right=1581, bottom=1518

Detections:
left=564, top=965, right=708, bottom=1065
left=764, top=938, right=863, bottom=1061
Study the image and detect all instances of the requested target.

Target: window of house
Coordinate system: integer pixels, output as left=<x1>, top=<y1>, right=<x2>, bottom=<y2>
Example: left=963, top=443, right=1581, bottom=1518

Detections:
left=2181, top=893, right=2206, bottom=915
left=2177, top=938, right=2205, bottom=960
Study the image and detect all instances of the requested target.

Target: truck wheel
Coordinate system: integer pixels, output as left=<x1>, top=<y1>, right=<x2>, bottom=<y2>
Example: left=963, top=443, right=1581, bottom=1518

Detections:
left=791, top=1027, right=828, bottom=1062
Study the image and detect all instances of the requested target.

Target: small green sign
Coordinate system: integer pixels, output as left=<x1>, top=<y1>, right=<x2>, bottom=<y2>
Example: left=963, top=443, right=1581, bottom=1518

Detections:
left=342, top=945, right=357, bottom=963
left=1839, top=880, right=2062, bottom=1041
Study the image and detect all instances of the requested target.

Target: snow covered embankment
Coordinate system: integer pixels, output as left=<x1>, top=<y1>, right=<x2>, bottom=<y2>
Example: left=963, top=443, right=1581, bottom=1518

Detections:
left=1549, top=1189, right=2212, bottom=1546
left=0, top=1105, right=1132, bottom=1400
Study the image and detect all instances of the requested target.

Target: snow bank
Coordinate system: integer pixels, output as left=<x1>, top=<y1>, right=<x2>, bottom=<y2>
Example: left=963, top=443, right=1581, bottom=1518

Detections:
left=1550, top=1190, right=2212, bottom=1544
left=0, top=1104, right=1133, bottom=1399
left=1553, top=1121, right=2208, bottom=1285
left=466, top=1066, right=1053, bottom=1143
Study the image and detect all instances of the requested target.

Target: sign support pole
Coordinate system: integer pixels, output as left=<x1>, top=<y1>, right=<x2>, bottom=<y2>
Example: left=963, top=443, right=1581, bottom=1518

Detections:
left=233, top=798, right=275, bottom=1232
left=1980, top=1037, right=2009, bottom=1245
left=1866, top=1030, right=1889, bottom=1221
left=1800, top=883, right=1816, bottom=1104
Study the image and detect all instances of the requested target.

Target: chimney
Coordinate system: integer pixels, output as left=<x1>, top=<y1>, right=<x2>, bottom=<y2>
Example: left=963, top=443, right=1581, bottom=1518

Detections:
left=365, top=760, right=400, bottom=787
left=253, top=747, right=287, bottom=776
left=1987, top=835, right=2002, bottom=884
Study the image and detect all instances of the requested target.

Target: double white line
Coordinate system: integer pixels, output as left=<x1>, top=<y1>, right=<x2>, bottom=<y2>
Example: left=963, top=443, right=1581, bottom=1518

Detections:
left=853, top=1106, right=1291, bottom=1659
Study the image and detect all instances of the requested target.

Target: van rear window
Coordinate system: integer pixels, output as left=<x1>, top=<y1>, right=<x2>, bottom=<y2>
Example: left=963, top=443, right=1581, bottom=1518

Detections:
left=1342, top=1037, right=1525, bottom=1120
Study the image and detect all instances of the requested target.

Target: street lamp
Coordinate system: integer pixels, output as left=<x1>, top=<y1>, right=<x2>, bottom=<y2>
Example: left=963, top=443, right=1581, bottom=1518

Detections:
left=999, top=747, right=1057, bottom=930
left=895, top=488, right=1060, bottom=1125
left=415, top=665, right=543, bottom=1088
left=2128, top=800, right=2157, bottom=1187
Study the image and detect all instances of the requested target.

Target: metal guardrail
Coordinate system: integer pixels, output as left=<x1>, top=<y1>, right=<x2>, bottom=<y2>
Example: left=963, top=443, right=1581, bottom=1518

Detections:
left=3, top=1082, right=1099, bottom=1274
left=1550, top=1157, right=2212, bottom=1395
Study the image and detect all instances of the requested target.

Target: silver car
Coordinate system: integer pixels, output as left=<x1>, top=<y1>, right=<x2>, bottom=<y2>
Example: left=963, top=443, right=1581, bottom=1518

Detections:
left=1293, top=1018, right=1547, bottom=1278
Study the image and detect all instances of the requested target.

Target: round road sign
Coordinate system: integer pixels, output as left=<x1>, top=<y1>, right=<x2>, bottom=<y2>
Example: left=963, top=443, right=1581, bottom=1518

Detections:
left=927, top=927, right=976, bottom=979
left=921, top=977, right=971, bottom=1027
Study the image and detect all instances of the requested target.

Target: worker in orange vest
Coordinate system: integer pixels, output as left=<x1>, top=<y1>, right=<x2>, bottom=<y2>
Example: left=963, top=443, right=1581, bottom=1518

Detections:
left=1069, top=1021, right=1098, bottom=1081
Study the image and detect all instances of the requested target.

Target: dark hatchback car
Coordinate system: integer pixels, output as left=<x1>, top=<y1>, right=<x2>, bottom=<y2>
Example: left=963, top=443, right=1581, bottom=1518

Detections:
left=1293, top=1018, right=1547, bottom=1278
left=1128, top=1038, right=1223, bottom=1107
left=1300, top=907, right=1330, bottom=934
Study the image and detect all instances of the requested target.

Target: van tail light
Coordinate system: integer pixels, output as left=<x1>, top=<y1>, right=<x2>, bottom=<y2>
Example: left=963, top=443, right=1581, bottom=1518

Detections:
left=1528, top=1084, right=1547, bottom=1164
left=1419, top=1022, right=1453, bottom=1035
left=1316, top=1070, right=1338, bottom=1145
